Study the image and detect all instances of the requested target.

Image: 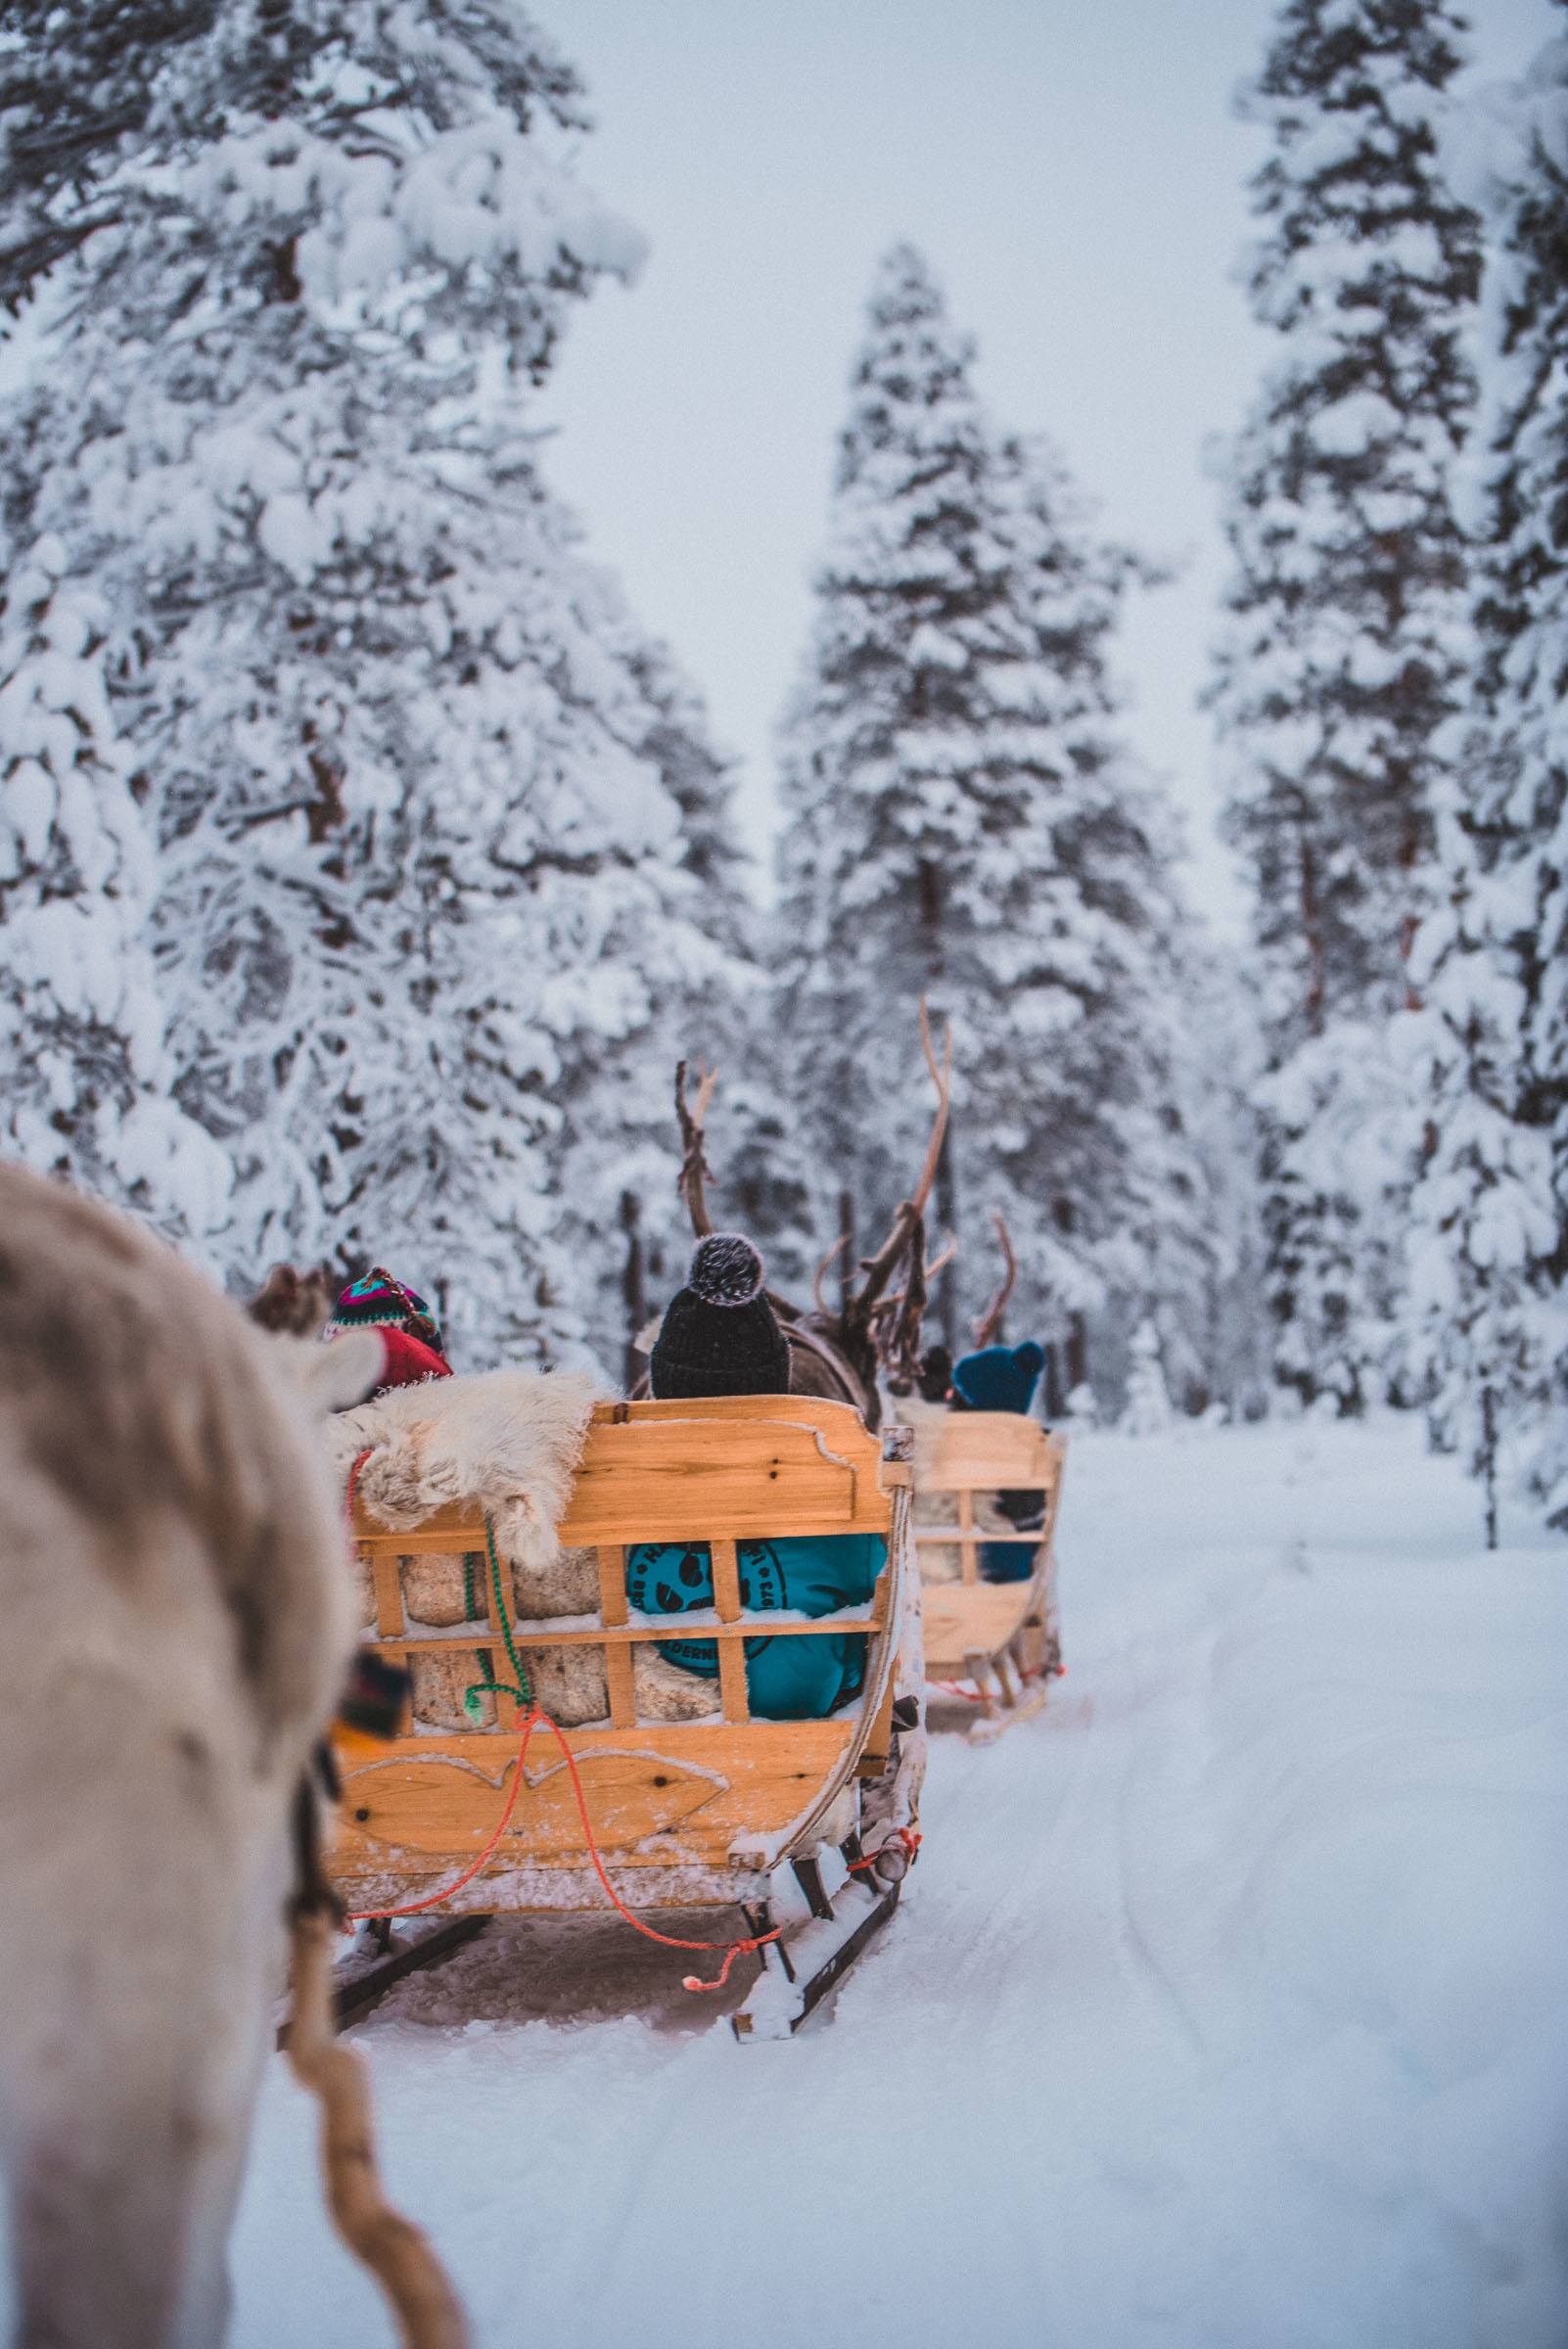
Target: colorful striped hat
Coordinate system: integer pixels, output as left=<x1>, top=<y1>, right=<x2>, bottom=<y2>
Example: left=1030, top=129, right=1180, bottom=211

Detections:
left=329, top=1267, right=443, bottom=1356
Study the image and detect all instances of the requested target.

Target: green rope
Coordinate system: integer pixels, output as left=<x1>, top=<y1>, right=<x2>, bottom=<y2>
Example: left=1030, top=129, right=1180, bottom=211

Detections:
left=463, top=1552, right=478, bottom=1622
left=464, top=1514, right=533, bottom=1722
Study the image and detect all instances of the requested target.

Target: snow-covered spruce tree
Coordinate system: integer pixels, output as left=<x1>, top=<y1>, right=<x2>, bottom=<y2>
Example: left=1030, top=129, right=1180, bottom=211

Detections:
left=0, top=1, right=228, bottom=310
left=1407, top=28, right=1568, bottom=1536
left=776, top=246, right=1208, bottom=1391
left=3, top=2, right=746, bottom=1362
left=0, top=543, right=231, bottom=1236
left=1211, top=0, right=1481, bottom=1412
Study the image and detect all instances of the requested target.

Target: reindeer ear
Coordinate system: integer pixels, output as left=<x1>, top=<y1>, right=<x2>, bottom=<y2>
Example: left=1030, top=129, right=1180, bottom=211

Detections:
left=273, top=1327, right=386, bottom=1415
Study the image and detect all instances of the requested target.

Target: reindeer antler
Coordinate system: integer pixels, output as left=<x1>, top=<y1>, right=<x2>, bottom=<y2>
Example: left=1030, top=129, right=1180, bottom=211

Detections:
left=845, top=1000, right=953, bottom=1338
left=674, top=1059, right=718, bottom=1238
left=912, top=998, right=953, bottom=1216
left=812, top=1233, right=849, bottom=1316
left=970, top=1210, right=1017, bottom=1349
left=875, top=1229, right=958, bottom=1395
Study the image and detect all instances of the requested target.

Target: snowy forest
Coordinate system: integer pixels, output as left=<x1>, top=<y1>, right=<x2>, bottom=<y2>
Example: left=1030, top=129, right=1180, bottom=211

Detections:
left=1, top=0, right=1564, bottom=1543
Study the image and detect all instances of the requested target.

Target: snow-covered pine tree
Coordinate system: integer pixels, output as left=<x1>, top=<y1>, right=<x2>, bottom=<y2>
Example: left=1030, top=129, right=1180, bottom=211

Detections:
left=3, top=2, right=749, bottom=1363
left=0, top=541, right=230, bottom=1237
left=0, top=1, right=225, bottom=310
left=1407, top=25, right=1568, bottom=1536
left=776, top=246, right=1208, bottom=1394
left=1211, top=0, right=1481, bottom=1411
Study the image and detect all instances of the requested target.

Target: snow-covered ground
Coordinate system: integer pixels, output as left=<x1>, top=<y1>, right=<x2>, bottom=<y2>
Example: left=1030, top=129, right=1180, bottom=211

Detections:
left=232, top=1417, right=1568, bottom=2349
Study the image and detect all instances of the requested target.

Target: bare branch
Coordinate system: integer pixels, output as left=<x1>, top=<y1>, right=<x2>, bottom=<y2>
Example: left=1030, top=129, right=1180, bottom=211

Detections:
left=673, top=1059, right=718, bottom=1239
left=970, top=1210, right=1018, bottom=1349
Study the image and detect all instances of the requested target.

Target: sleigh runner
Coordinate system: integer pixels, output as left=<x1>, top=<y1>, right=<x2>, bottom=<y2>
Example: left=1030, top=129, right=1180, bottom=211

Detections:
left=330, top=1394, right=923, bottom=2037
left=912, top=1411, right=1066, bottom=1740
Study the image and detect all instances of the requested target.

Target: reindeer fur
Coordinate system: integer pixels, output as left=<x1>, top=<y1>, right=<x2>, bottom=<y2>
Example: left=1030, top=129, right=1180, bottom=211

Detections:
left=0, top=1163, right=378, bottom=2349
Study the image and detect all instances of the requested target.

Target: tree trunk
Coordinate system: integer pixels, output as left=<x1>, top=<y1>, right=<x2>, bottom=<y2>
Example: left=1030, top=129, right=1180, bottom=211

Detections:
left=620, top=1190, right=647, bottom=1393
left=1065, top=1311, right=1088, bottom=1400
left=837, top=1186, right=856, bottom=1319
left=934, top=1120, right=957, bottom=1355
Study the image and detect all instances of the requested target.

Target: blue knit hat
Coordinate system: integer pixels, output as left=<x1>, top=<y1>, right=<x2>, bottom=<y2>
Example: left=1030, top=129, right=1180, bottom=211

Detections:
left=951, top=1340, right=1045, bottom=1416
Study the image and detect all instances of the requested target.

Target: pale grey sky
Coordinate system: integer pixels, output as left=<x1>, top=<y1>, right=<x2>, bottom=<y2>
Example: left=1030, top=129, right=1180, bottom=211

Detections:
left=537, top=0, right=1555, bottom=934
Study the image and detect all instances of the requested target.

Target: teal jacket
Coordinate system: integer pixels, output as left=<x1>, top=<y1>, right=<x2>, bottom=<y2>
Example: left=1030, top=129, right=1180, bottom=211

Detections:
left=624, top=1534, right=887, bottom=1719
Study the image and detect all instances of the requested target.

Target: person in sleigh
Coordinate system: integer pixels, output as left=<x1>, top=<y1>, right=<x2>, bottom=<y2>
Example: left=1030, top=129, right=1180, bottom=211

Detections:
left=628, top=1234, right=886, bottom=1721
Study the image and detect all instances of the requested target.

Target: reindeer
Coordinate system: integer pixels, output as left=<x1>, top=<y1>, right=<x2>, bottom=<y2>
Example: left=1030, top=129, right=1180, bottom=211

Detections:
left=0, top=1162, right=394, bottom=2349
left=667, top=1011, right=954, bottom=1430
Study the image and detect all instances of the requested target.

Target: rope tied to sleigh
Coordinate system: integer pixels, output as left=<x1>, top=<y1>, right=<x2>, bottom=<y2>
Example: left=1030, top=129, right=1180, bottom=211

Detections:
left=276, top=1448, right=470, bottom=2348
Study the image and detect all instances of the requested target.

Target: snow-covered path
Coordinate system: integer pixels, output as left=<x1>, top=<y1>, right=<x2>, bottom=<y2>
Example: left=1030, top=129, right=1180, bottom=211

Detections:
left=232, top=1420, right=1568, bottom=2349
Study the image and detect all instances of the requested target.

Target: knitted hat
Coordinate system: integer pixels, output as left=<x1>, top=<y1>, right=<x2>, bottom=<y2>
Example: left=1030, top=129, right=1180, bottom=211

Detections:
left=330, top=1267, right=444, bottom=1356
left=951, top=1340, right=1045, bottom=1416
left=649, top=1234, right=791, bottom=1400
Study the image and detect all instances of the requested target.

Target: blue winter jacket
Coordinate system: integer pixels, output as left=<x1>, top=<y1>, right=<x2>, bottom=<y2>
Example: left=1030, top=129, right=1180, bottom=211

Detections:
left=624, top=1534, right=887, bottom=1719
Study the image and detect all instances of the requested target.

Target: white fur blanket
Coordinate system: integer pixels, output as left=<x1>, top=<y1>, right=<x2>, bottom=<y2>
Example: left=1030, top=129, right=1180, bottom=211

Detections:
left=325, top=1366, right=603, bottom=1575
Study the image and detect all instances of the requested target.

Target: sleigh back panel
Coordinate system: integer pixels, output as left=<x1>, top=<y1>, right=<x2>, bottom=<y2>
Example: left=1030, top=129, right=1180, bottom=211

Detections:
left=912, top=1414, right=1065, bottom=1681
left=330, top=1396, right=911, bottom=1913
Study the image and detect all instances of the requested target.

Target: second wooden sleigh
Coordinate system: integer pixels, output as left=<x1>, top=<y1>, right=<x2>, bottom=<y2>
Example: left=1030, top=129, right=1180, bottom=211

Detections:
left=329, top=1395, right=920, bottom=2037
left=912, top=1412, right=1066, bottom=1741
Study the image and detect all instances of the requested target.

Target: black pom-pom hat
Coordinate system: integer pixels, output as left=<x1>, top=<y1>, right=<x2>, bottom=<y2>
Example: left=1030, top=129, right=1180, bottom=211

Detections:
left=649, top=1233, right=791, bottom=1400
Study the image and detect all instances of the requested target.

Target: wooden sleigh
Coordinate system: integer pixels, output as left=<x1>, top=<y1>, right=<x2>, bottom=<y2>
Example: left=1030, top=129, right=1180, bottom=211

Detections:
left=329, top=1395, right=919, bottom=2038
left=912, top=1413, right=1066, bottom=1742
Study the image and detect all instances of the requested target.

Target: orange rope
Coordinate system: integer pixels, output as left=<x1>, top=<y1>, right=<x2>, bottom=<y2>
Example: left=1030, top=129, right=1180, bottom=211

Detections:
left=847, top=1826, right=922, bottom=1875
left=930, top=1659, right=1061, bottom=1705
left=343, top=1698, right=781, bottom=1992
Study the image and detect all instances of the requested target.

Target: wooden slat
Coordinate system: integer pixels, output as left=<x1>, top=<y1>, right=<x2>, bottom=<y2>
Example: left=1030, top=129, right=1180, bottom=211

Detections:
left=922, top=1582, right=1038, bottom=1676
left=958, top=1488, right=978, bottom=1586
left=913, top=1527, right=1040, bottom=1544
left=604, top=1643, right=637, bottom=1731
left=595, top=1542, right=636, bottom=1727
left=716, top=1638, right=750, bottom=1726
left=372, top=1552, right=403, bottom=1639
left=367, top=1616, right=881, bottom=1655
left=562, top=1434, right=867, bottom=1543
left=916, top=1409, right=1059, bottom=1490
left=710, top=1540, right=750, bottom=1725
left=595, top=1544, right=628, bottom=1627
left=710, top=1538, right=743, bottom=1623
